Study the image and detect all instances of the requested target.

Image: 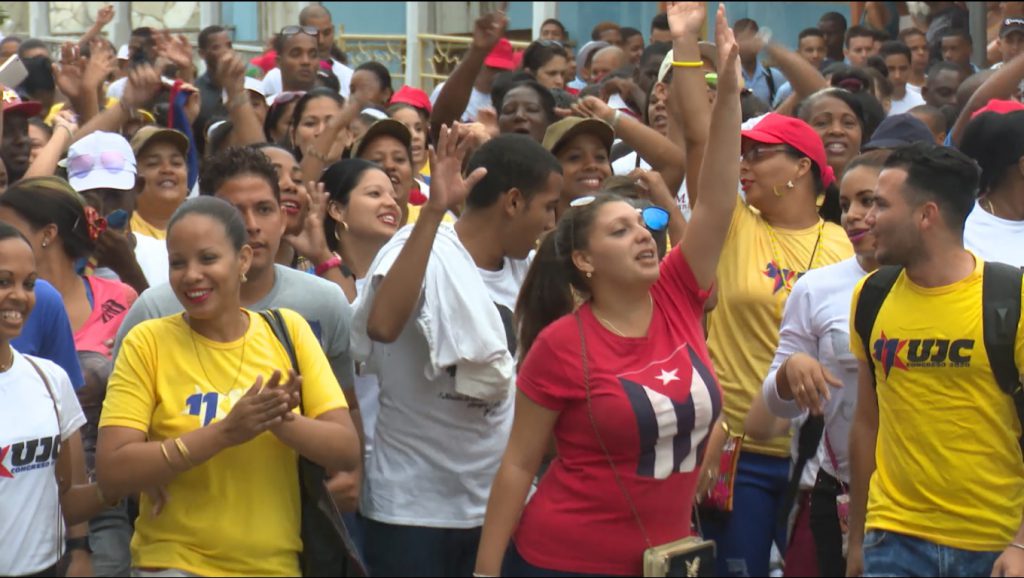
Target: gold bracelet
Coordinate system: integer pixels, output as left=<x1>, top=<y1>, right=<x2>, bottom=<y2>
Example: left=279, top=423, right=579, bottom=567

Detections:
left=173, top=437, right=196, bottom=469
left=159, top=440, right=176, bottom=471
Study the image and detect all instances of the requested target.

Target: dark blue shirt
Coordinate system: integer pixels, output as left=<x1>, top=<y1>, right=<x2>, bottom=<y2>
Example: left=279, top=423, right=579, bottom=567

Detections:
left=13, top=279, right=84, bottom=389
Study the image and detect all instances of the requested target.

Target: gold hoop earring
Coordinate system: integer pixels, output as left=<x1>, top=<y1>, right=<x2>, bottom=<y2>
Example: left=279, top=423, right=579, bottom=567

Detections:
left=772, top=185, right=784, bottom=197
left=333, top=221, right=349, bottom=242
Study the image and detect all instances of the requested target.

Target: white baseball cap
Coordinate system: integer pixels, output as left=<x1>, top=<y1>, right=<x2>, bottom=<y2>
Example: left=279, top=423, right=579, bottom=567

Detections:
left=63, top=131, right=137, bottom=193
left=221, top=77, right=267, bottom=104
left=117, top=44, right=130, bottom=61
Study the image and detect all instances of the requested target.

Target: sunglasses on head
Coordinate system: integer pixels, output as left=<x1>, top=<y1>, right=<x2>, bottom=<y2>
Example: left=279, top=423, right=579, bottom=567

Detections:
left=570, top=195, right=670, bottom=232
left=280, top=25, right=319, bottom=39
left=67, top=151, right=130, bottom=179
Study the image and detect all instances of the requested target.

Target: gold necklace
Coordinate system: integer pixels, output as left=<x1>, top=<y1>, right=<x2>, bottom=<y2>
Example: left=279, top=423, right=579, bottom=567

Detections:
left=188, top=311, right=249, bottom=394
left=593, top=295, right=654, bottom=338
left=985, top=198, right=997, bottom=218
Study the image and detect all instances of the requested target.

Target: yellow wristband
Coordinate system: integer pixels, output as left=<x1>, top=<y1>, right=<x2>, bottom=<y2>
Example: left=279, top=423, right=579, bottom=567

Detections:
left=672, top=60, right=704, bottom=68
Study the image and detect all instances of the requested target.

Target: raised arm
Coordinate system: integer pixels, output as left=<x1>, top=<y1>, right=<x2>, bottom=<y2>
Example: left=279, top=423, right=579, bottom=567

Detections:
left=217, top=51, right=267, bottom=147
left=679, top=3, right=741, bottom=291
left=429, top=11, right=508, bottom=141
left=763, top=39, right=828, bottom=103
left=576, top=96, right=687, bottom=193
left=667, top=1, right=712, bottom=207
left=73, top=64, right=162, bottom=144
left=78, top=5, right=114, bottom=49
left=846, top=360, right=879, bottom=578
left=949, top=52, right=1024, bottom=147
left=366, top=124, right=487, bottom=343
left=23, top=111, right=77, bottom=178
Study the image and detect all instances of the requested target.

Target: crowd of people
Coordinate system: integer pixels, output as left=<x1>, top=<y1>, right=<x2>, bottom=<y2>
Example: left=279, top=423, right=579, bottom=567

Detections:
left=3, top=0, right=1024, bottom=577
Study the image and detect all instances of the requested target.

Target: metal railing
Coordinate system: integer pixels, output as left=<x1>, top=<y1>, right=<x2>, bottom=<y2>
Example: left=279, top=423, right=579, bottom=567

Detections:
left=337, top=34, right=407, bottom=86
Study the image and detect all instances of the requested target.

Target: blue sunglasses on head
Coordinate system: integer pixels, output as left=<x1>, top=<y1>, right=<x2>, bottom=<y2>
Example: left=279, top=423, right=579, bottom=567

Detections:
left=570, top=196, right=670, bottom=232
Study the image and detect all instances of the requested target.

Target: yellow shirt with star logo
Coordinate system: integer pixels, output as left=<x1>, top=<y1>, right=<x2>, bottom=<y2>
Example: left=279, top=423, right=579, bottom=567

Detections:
left=100, top=308, right=348, bottom=577
left=706, top=201, right=852, bottom=457
left=849, top=256, right=1024, bottom=551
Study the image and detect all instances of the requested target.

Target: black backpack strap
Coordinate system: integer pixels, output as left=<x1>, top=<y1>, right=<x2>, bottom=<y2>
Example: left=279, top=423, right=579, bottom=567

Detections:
left=982, top=261, right=1023, bottom=396
left=764, top=65, right=777, bottom=103
left=853, top=266, right=903, bottom=387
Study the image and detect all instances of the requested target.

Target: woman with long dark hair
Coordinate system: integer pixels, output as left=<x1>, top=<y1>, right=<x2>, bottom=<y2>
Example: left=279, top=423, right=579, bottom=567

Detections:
left=475, top=5, right=741, bottom=575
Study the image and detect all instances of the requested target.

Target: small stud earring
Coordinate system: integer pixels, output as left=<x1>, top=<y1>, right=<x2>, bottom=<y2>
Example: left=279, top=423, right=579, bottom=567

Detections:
left=786, top=180, right=795, bottom=189
left=241, top=273, right=248, bottom=283
left=41, top=240, right=48, bottom=248
left=586, top=272, right=593, bottom=279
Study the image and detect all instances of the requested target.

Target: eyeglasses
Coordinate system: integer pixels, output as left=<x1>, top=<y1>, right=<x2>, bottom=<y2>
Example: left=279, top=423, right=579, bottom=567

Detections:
left=67, top=151, right=130, bottom=179
left=570, top=195, right=670, bottom=232
left=280, top=25, right=319, bottom=39
left=741, top=145, right=791, bottom=164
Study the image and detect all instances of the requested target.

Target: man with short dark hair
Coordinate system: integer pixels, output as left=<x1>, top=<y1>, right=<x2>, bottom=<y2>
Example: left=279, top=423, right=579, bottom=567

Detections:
left=941, top=28, right=976, bottom=75
left=880, top=41, right=925, bottom=115
left=819, top=11, right=848, bottom=65
left=650, top=13, right=672, bottom=45
left=899, top=28, right=929, bottom=91
left=847, top=141, right=1024, bottom=578
left=194, top=25, right=232, bottom=147
left=845, top=25, right=876, bottom=67
left=352, top=129, right=562, bottom=576
left=922, top=61, right=967, bottom=110
left=621, top=27, right=644, bottom=65
left=273, top=28, right=319, bottom=94
left=797, top=28, right=828, bottom=70
left=262, top=5, right=354, bottom=100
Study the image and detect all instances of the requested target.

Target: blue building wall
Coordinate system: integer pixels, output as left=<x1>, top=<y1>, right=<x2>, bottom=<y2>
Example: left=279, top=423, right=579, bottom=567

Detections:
left=222, top=2, right=260, bottom=43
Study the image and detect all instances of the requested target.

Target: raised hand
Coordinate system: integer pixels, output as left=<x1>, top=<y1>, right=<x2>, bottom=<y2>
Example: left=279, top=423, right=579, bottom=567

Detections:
left=284, top=181, right=334, bottom=264
left=628, top=168, right=676, bottom=210
left=218, top=372, right=293, bottom=446
left=83, top=39, right=116, bottom=89
left=53, top=42, right=85, bottom=101
left=154, top=31, right=195, bottom=77
left=666, top=1, right=707, bottom=39
left=94, top=4, right=115, bottom=28
left=427, top=123, right=488, bottom=212
left=573, top=95, right=616, bottom=124
left=51, top=109, right=79, bottom=140
left=472, top=10, right=509, bottom=51
left=713, top=3, right=741, bottom=95
left=121, top=63, right=162, bottom=110
left=215, top=51, right=247, bottom=98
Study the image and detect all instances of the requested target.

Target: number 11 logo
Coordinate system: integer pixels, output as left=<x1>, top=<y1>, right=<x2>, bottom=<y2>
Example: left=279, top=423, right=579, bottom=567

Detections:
left=185, top=392, right=220, bottom=426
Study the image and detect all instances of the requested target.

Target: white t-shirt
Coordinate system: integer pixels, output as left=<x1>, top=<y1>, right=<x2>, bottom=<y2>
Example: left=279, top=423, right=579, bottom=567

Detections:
left=965, top=201, right=1024, bottom=268
left=359, top=249, right=529, bottom=527
left=0, top=351, right=86, bottom=576
left=762, top=257, right=869, bottom=482
left=352, top=277, right=380, bottom=459
left=134, top=233, right=169, bottom=287
left=611, top=151, right=692, bottom=220
left=887, top=88, right=926, bottom=116
left=262, top=60, right=353, bottom=100
left=429, top=83, right=492, bottom=123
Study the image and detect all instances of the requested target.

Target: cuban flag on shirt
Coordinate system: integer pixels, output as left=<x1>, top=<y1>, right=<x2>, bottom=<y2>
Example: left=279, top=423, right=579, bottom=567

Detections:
left=617, top=344, right=721, bottom=480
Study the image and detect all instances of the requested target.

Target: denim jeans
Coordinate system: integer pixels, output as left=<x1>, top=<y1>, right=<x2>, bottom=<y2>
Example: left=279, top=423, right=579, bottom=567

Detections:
left=502, top=542, right=619, bottom=577
left=863, top=530, right=1001, bottom=577
left=89, top=501, right=133, bottom=577
left=701, top=452, right=791, bottom=577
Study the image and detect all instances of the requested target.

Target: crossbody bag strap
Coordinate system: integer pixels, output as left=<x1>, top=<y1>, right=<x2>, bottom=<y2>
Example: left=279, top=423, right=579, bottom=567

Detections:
left=25, top=353, right=65, bottom=567
left=258, top=309, right=303, bottom=415
left=576, top=311, right=654, bottom=550
left=823, top=431, right=848, bottom=492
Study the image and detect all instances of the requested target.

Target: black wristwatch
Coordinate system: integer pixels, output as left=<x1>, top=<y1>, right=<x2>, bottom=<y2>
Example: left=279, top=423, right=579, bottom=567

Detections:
left=65, top=536, right=92, bottom=554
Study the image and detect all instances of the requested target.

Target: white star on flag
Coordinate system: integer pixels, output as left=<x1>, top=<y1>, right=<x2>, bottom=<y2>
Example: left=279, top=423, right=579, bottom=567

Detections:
left=655, top=368, right=680, bottom=386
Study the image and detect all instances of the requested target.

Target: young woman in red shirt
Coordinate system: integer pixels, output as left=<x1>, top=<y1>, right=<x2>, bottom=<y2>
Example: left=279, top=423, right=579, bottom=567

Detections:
left=475, top=3, right=742, bottom=575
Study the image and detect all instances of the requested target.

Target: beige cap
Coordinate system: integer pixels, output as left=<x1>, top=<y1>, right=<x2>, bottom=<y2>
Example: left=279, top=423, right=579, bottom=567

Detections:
left=542, top=117, right=614, bottom=156
left=130, top=125, right=189, bottom=157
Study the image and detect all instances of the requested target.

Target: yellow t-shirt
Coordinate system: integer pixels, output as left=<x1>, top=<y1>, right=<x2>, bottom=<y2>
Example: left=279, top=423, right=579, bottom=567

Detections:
left=850, top=257, right=1024, bottom=551
left=707, top=202, right=853, bottom=456
left=100, top=308, right=348, bottom=576
left=130, top=212, right=166, bottom=241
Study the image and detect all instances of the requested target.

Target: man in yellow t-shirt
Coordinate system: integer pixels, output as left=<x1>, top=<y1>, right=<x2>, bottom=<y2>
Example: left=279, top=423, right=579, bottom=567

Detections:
left=848, top=143, right=1024, bottom=577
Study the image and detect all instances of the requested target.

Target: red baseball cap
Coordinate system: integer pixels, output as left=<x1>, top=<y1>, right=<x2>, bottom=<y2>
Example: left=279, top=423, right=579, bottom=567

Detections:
left=484, top=39, right=516, bottom=71
left=970, top=98, right=1024, bottom=119
left=390, top=85, right=432, bottom=114
left=1, top=88, right=42, bottom=117
left=741, top=113, right=836, bottom=189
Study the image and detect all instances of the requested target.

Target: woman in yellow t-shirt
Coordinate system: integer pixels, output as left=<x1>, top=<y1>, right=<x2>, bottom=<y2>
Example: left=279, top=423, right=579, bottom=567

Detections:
left=698, top=112, right=854, bottom=577
left=96, top=197, right=361, bottom=577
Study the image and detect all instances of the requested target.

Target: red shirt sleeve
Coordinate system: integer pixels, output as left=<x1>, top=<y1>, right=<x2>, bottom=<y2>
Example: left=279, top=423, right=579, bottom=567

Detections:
left=517, top=318, right=581, bottom=412
left=654, top=245, right=710, bottom=319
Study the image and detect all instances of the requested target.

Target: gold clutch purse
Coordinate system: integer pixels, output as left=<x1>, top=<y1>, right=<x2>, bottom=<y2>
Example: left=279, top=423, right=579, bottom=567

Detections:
left=643, top=536, right=716, bottom=577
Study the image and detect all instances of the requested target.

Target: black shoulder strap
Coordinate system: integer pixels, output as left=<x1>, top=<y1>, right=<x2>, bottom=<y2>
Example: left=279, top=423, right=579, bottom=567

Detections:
left=982, top=261, right=1023, bottom=396
left=258, top=309, right=303, bottom=416
left=854, top=266, right=903, bottom=387
left=764, top=65, right=777, bottom=103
